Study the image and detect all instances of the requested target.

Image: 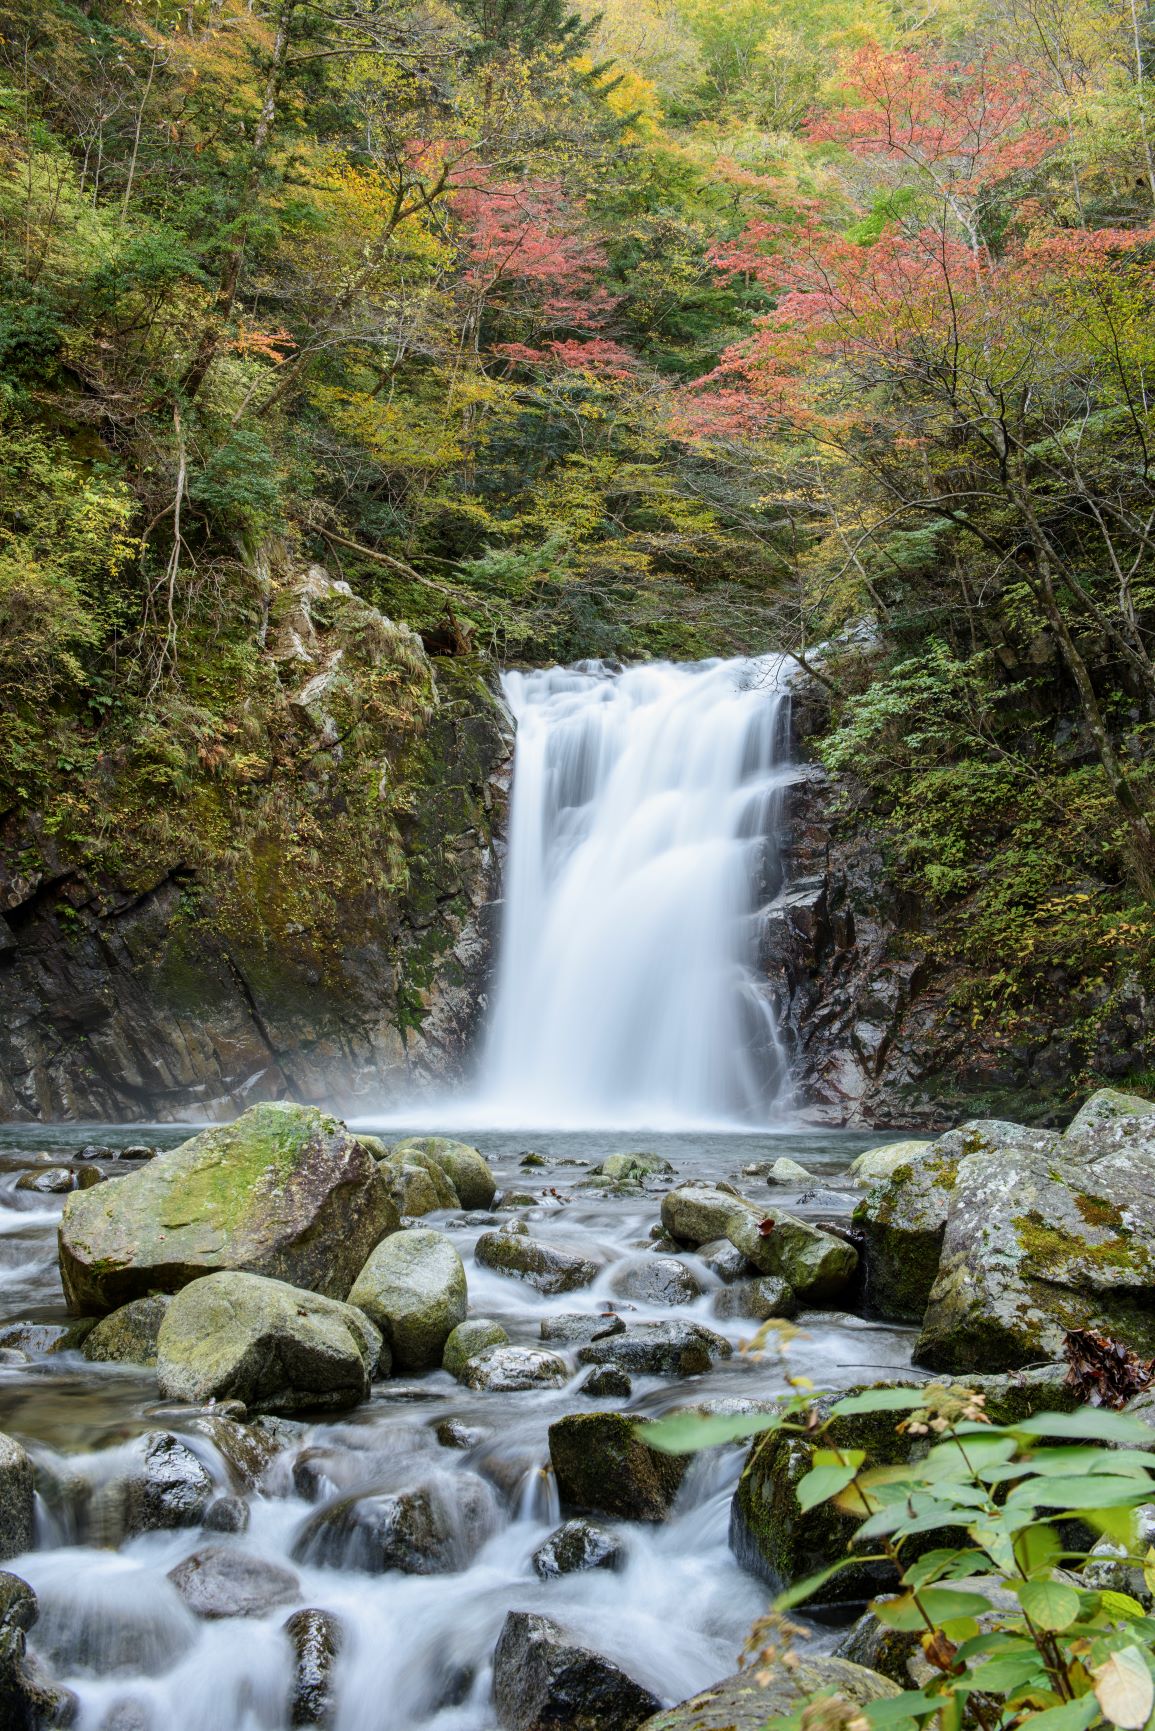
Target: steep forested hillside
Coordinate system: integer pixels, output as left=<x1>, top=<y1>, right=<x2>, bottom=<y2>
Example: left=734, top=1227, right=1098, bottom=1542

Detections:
left=2, top=0, right=1155, bottom=1113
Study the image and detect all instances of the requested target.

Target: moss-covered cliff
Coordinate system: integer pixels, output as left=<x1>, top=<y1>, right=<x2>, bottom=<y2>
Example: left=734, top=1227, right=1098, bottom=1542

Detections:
left=0, top=554, right=511, bottom=1120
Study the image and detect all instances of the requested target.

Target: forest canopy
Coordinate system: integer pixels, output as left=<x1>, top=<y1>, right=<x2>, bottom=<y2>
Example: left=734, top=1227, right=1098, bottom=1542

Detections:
left=3, top=0, right=1155, bottom=1081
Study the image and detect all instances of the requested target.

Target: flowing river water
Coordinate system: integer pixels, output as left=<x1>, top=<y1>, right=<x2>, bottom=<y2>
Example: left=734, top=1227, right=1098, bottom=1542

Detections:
left=0, top=1125, right=912, bottom=1731
left=0, top=658, right=920, bottom=1728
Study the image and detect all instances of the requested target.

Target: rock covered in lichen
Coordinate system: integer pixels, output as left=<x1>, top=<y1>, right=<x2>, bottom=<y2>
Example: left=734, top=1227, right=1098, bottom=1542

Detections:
left=442, top=1318, right=509, bottom=1379
left=82, top=1296, right=171, bottom=1366
left=853, top=1152, right=960, bottom=1323
left=389, top=1138, right=497, bottom=1210
left=59, top=1102, right=397, bottom=1314
left=725, top=1210, right=856, bottom=1304
left=639, top=1657, right=898, bottom=1731
left=915, top=1127, right=1155, bottom=1371
left=156, top=1271, right=382, bottom=1412
left=660, top=1185, right=757, bottom=1247
left=847, top=1140, right=934, bottom=1187
left=348, top=1229, right=466, bottom=1371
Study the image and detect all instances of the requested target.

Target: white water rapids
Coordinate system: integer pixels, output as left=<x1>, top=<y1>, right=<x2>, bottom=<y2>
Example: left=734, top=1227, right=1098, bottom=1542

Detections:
left=475, top=657, right=794, bottom=1129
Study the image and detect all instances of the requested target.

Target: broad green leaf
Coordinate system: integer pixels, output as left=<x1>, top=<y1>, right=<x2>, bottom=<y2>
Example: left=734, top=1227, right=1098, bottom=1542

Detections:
left=962, top=1655, right=1050, bottom=1693
left=874, top=1587, right=993, bottom=1630
left=829, top=1388, right=936, bottom=1417
left=1012, top=1411, right=1155, bottom=1445
left=797, top=1458, right=863, bottom=1512
left=1006, top=1475, right=1153, bottom=1512
left=1018, top=1695, right=1100, bottom=1731
left=904, top=1548, right=989, bottom=1590
left=637, top=1408, right=789, bottom=1455
left=773, top=1556, right=872, bottom=1610
left=1015, top=1523, right=1063, bottom=1577
left=1092, top=1645, right=1155, bottom=1728
left=1016, top=1578, right=1082, bottom=1631
left=862, top=1690, right=945, bottom=1725
left=1098, top=1590, right=1149, bottom=1623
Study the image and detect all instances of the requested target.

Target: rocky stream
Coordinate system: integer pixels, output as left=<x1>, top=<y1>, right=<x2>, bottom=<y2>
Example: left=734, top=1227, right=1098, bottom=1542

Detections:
left=2, top=1090, right=1154, bottom=1731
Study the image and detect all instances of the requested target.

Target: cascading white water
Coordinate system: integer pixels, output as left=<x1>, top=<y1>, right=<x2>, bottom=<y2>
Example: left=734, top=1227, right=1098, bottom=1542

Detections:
left=475, top=656, right=794, bottom=1129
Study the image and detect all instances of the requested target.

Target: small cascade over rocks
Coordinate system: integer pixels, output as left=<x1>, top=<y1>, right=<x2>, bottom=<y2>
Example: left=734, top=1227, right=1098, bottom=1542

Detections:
left=475, top=657, right=794, bottom=1130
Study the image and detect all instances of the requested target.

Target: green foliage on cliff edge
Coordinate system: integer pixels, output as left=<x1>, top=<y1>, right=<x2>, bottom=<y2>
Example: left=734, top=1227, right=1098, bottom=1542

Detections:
left=4, top=0, right=1155, bottom=1096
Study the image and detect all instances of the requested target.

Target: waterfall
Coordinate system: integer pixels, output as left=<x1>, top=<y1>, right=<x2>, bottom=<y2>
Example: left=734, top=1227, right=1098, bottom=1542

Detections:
left=473, top=656, right=794, bottom=1129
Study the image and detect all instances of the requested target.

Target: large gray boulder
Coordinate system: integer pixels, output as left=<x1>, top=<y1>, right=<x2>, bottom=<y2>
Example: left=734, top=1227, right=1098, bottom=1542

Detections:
left=348, top=1229, right=466, bottom=1370
left=390, top=1138, right=497, bottom=1210
left=638, top=1657, right=898, bottom=1731
left=0, top=1436, right=34, bottom=1561
left=156, top=1271, right=382, bottom=1412
left=1065, top=1087, right=1155, bottom=1139
left=549, top=1413, right=687, bottom=1522
left=608, top=1258, right=701, bottom=1306
left=493, top=1611, right=660, bottom=1731
left=474, top=1232, right=600, bottom=1295
left=443, top=1318, right=508, bottom=1379
left=915, top=1120, right=1155, bottom=1370
left=59, top=1102, right=397, bottom=1314
left=855, top=1121, right=1067, bottom=1326
left=848, top=1140, right=934, bottom=1187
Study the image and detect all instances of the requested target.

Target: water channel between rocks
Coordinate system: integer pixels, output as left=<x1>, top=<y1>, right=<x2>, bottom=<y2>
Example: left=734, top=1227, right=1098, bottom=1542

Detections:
left=0, top=1123, right=911, bottom=1731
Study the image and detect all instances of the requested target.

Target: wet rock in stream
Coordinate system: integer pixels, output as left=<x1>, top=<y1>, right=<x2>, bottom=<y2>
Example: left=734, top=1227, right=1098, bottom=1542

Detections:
left=111, top=1432, right=215, bottom=1538
left=390, top=1138, right=497, bottom=1211
left=578, top=1365, right=632, bottom=1398
left=82, top=1296, right=171, bottom=1367
left=167, top=1546, right=300, bottom=1619
left=493, top=1610, right=660, bottom=1731
left=608, top=1257, right=701, bottom=1306
left=576, top=1320, right=730, bottom=1377
left=0, top=1432, right=35, bottom=1559
left=58, top=1102, right=396, bottom=1313
left=660, top=1185, right=756, bottom=1247
left=539, top=1313, right=625, bottom=1346
left=532, top=1520, right=626, bottom=1579
left=0, top=1570, right=78, bottom=1730
left=348, top=1229, right=467, bottom=1371
left=549, top=1413, right=687, bottom=1521
left=292, top=1473, right=496, bottom=1575
left=639, top=1657, right=899, bottom=1731
left=710, top=1275, right=796, bottom=1322
left=285, top=1607, right=344, bottom=1729
left=474, top=1232, right=601, bottom=1294
left=442, top=1318, right=509, bottom=1379
left=458, top=1345, right=568, bottom=1391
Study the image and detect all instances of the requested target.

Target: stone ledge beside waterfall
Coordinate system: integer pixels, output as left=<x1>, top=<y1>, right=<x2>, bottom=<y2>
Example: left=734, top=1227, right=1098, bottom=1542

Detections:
left=769, top=683, right=1155, bottom=1128
left=0, top=561, right=513, bottom=1122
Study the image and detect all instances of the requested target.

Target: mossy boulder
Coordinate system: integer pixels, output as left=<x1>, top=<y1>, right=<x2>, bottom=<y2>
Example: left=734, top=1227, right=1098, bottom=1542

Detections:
left=767, top=1157, right=814, bottom=1185
left=348, top=1228, right=467, bottom=1370
left=915, top=1132, right=1155, bottom=1372
left=442, top=1318, right=508, bottom=1379
left=1065, top=1088, right=1155, bottom=1139
left=156, top=1271, right=382, bottom=1413
left=59, top=1102, right=397, bottom=1314
left=549, top=1412, right=688, bottom=1522
left=726, top=1211, right=857, bottom=1304
left=380, top=1155, right=459, bottom=1216
left=593, top=1153, right=675, bottom=1183
left=848, top=1140, right=934, bottom=1187
left=82, top=1295, right=171, bottom=1366
left=854, top=1154, right=960, bottom=1323
left=660, top=1185, right=757, bottom=1247
left=639, top=1657, right=898, bottom=1731
left=0, top=1570, right=78, bottom=1731
left=391, top=1138, right=497, bottom=1209
left=474, top=1232, right=600, bottom=1294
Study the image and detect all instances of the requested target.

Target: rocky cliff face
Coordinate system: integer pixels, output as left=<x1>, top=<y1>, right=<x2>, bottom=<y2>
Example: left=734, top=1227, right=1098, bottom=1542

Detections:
left=764, top=688, right=1155, bottom=1128
left=0, top=563, right=512, bottom=1122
